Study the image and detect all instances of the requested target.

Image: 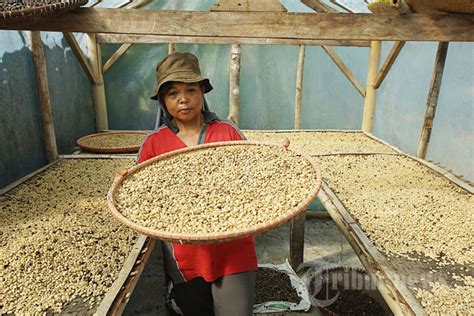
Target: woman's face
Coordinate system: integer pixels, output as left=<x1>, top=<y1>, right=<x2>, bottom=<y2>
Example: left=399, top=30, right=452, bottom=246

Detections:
left=162, top=82, right=204, bottom=124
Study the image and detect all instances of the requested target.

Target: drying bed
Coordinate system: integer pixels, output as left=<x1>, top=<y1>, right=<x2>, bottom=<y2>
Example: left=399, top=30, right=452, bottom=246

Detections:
left=244, top=130, right=398, bottom=155
left=318, top=153, right=473, bottom=315
left=0, top=158, right=140, bottom=315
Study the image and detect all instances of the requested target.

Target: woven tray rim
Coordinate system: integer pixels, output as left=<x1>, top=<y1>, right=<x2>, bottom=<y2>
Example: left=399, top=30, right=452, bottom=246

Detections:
left=1, top=0, right=88, bottom=22
left=77, top=131, right=148, bottom=154
left=107, top=141, right=322, bottom=244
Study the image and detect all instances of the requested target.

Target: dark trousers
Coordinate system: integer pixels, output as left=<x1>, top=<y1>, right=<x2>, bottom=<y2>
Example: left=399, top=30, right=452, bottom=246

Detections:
left=172, top=271, right=256, bottom=316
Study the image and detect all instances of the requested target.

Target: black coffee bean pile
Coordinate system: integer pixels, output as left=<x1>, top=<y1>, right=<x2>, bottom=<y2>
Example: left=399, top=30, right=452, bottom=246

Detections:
left=254, top=267, right=301, bottom=304
left=1, top=1, right=57, bottom=12
left=313, top=281, right=389, bottom=316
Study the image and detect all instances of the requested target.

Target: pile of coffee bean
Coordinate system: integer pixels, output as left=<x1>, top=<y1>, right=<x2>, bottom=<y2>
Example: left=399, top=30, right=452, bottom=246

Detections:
left=254, top=267, right=301, bottom=304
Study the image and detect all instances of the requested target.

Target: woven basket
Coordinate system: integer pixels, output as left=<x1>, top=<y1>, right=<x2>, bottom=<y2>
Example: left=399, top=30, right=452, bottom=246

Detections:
left=0, top=0, right=87, bottom=25
left=307, top=266, right=392, bottom=316
left=405, top=0, right=474, bottom=13
left=77, top=131, right=148, bottom=154
left=107, top=141, right=322, bottom=244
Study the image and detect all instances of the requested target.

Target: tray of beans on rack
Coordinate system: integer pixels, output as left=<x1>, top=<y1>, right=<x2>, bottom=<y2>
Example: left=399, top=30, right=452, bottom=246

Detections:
left=107, top=140, right=322, bottom=244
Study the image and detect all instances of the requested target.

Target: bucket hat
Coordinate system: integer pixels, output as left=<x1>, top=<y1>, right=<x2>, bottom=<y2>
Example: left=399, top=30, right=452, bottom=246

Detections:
left=150, top=52, right=213, bottom=100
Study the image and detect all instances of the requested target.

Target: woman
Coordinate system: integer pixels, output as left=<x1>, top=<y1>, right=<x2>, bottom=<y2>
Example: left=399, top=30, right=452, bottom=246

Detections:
left=138, top=52, right=257, bottom=316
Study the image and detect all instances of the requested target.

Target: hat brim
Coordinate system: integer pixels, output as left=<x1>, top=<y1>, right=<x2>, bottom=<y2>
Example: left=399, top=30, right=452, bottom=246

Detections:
left=150, top=78, right=213, bottom=100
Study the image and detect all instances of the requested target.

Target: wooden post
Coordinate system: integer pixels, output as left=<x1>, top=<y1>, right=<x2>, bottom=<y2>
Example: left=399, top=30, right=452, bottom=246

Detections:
left=294, top=45, right=305, bottom=129
left=168, top=43, right=175, bottom=55
left=229, top=44, right=241, bottom=126
left=87, top=33, right=108, bottom=131
left=30, top=31, right=58, bottom=163
left=361, top=41, right=381, bottom=132
left=289, top=212, right=306, bottom=269
left=417, top=42, right=449, bottom=159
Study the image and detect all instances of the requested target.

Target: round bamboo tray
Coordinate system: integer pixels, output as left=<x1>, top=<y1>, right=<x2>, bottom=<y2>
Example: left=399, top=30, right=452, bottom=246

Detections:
left=107, top=141, right=322, bottom=244
left=77, top=131, right=148, bottom=154
left=0, top=0, right=88, bottom=25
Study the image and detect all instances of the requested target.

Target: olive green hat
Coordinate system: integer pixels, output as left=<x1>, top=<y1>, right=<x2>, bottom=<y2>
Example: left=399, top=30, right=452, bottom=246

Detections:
left=150, top=52, right=213, bottom=100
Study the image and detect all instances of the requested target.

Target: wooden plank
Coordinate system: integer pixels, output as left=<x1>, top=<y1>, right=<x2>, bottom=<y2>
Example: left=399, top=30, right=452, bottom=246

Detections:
left=294, top=45, right=305, bottom=129
left=289, top=211, right=306, bottom=270
left=417, top=42, right=449, bottom=159
left=96, top=33, right=370, bottom=47
left=3, top=9, right=473, bottom=42
left=103, top=43, right=132, bottom=73
left=374, top=41, right=405, bottom=89
left=211, top=0, right=287, bottom=12
left=31, top=31, right=59, bottom=163
left=60, top=154, right=136, bottom=159
left=229, top=44, right=241, bottom=126
left=321, top=45, right=366, bottom=97
left=63, top=32, right=99, bottom=84
left=301, top=0, right=339, bottom=13
left=361, top=41, right=381, bottom=132
left=318, top=183, right=426, bottom=315
left=96, top=235, right=150, bottom=314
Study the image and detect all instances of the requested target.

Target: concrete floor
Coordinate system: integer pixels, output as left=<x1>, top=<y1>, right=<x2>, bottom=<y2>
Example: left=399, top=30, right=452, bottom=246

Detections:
left=123, top=216, right=364, bottom=315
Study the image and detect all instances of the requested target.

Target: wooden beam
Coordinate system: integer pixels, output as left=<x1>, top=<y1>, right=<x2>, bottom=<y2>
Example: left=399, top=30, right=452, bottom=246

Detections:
left=289, top=212, right=306, bottom=270
left=417, top=42, right=449, bottom=159
left=103, top=43, right=132, bottom=73
left=3, top=9, right=473, bottom=42
left=362, top=41, right=381, bottom=132
left=30, top=32, right=59, bottom=163
left=87, top=33, right=108, bottom=131
left=229, top=44, right=241, bottom=126
left=301, top=0, right=339, bottom=13
left=294, top=45, right=305, bottom=129
left=96, top=33, right=370, bottom=47
left=321, top=46, right=366, bottom=97
left=374, top=41, right=405, bottom=89
left=63, top=32, right=98, bottom=84
left=211, top=0, right=287, bottom=12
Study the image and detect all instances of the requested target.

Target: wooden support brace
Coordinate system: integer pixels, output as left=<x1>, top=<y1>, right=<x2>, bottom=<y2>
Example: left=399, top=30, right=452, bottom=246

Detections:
left=321, top=46, right=366, bottom=97
left=168, top=43, right=175, bottom=55
left=289, top=211, right=306, bottom=270
left=301, top=0, right=339, bottom=13
left=103, top=43, right=132, bottom=73
left=374, top=41, right=406, bottom=89
left=417, top=42, right=449, bottom=159
left=228, top=44, right=241, bottom=126
left=294, top=45, right=305, bottom=129
left=63, top=32, right=98, bottom=84
left=30, top=31, right=59, bottom=163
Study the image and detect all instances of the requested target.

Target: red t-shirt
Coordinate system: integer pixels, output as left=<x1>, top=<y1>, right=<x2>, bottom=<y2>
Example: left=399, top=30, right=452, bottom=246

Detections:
left=138, top=120, right=258, bottom=283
